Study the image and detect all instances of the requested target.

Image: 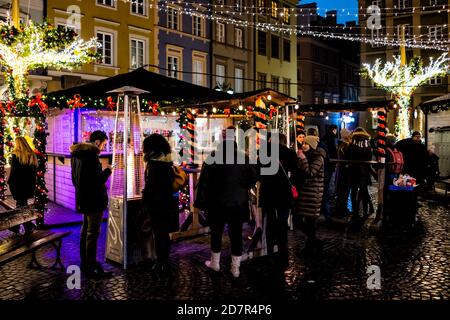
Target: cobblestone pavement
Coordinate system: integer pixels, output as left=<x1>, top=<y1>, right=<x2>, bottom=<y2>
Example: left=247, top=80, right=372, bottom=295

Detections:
left=0, top=197, right=448, bottom=301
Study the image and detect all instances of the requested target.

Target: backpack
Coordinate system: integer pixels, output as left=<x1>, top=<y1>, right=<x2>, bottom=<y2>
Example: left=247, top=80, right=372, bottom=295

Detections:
left=386, top=147, right=404, bottom=174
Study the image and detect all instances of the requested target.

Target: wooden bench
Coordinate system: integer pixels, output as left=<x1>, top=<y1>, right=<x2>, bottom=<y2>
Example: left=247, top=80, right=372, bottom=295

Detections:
left=0, top=206, right=71, bottom=270
left=440, top=179, right=450, bottom=197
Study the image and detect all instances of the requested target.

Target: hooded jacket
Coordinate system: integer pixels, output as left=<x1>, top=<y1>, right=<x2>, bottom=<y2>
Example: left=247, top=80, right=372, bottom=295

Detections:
left=348, top=131, right=373, bottom=188
left=70, top=142, right=111, bottom=214
left=8, top=154, right=37, bottom=202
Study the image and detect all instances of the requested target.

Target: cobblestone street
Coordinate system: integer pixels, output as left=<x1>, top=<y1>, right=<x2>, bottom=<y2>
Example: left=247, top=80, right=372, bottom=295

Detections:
left=0, top=196, right=448, bottom=301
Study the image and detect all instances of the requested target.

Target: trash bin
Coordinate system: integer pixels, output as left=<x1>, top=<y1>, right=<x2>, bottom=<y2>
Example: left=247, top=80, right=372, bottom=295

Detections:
left=385, top=185, right=418, bottom=227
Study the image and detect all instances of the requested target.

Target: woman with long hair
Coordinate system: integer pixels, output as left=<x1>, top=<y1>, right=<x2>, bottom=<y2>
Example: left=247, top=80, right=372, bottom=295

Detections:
left=8, top=137, right=38, bottom=234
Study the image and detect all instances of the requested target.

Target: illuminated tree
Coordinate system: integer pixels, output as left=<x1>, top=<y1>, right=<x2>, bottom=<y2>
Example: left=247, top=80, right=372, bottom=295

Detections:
left=362, top=53, right=449, bottom=139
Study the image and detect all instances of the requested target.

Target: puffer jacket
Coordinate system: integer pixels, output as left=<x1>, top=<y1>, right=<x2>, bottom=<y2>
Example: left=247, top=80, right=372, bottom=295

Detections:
left=8, top=154, right=36, bottom=202
left=70, top=142, right=111, bottom=214
left=292, top=149, right=324, bottom=218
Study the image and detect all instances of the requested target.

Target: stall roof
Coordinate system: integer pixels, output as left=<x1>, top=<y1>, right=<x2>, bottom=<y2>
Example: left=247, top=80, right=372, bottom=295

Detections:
left=420, top=94, right=450, bottom=113
left=294, top=100, right=395, bottom=113
left=170, top=88, right=297, bottom=109
left=47, top=67, right=229, bottom=105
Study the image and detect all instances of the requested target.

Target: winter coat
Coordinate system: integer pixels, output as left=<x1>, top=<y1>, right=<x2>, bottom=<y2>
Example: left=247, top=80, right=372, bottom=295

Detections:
left=292, top=149, right=324, bottom=218
left=395, top=138, right=428, bottom=181
left=323, top=131, right=338, bottom=161
left=195, top=140, right=258, bottom=221
left=426, top=153, right=440, bottom=181
left=259, top=144, right=298, bottom=209
left=71, top=142, right=111, bottom=214
left=8, top=154, right=36, bottom=202
left=336, top=140, right=351, bottom=186
left=142, top=154, right=177, bottom=224
left=348, top=131, right=373, bottom=188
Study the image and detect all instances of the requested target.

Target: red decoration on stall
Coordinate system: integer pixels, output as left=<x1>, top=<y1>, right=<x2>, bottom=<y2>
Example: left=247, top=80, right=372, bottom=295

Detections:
left=28, top=93, right=48, bottom=114
left=106, top=96, right=116, bottom=111
left=147, top=100, right=159, bottom=116
left=224, top=108, right=231, bottom=117
left=6, top=100, right=15, bottom=112
left=67, top=94, right=85, bottom=109
left=0, top=101, right=5, bottom=116
left=269, top=106, right=276, bottom=119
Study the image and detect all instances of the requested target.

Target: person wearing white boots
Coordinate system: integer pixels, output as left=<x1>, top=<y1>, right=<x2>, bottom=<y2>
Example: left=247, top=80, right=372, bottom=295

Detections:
left=195, top=126, right=258, bottom=278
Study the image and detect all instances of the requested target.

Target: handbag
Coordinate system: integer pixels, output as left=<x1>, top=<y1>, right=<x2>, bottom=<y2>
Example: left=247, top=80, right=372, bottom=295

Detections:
left=279, top=161, right=299, bottom=200
left=172, top=166, right=188, bottom=192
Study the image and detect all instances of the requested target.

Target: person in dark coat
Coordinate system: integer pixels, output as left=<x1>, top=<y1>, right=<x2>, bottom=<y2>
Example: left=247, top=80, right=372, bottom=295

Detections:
left=395, top=131, right=428, bottom=184
left=259, top=133, right=298, bottom=262
left=141, top=133, right=177, bottom=272
left=335, top=128, right=352, bottom=217
left=7, top=137, right=38, bottom=234
left=71, top=130, right=112, bottom=279
left=348, top=127, right=373, bottom=220
left=293, top=136, right=324, bottom=253
left=195, top=127, right=258, bottom=278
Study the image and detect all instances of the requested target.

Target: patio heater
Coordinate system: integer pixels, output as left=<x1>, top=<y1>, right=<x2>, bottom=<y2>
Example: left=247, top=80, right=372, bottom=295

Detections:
left=105, top=86, right=151, bottom=270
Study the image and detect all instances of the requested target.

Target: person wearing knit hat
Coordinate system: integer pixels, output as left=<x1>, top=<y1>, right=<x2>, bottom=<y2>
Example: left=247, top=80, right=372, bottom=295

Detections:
left=340, top=128, right=351, bottom=141
left=292, top=134, right=325, bottom=255
left=304, top=135, right=319, bottom=150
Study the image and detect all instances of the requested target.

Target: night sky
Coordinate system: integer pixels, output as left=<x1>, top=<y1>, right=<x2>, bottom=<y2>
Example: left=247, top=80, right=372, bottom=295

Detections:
left=302, top=0, right=359, bottom=24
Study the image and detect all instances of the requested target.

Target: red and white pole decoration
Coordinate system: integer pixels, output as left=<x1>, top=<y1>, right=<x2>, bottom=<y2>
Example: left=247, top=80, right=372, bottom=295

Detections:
left=296, top=113, right=305, bottom=134
left=376, top=110, right=387, bottom=163
left=186, top=109, right=196, bottom=164
left=254, top=97, right=268, bottom=129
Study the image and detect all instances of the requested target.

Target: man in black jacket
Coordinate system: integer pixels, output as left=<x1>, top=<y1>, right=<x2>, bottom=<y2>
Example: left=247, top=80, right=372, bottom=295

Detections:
left=71, top=130, right=112, bottom=279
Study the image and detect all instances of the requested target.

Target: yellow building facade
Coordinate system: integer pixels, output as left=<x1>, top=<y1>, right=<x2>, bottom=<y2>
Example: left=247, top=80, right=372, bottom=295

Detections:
left=46, top=0, right=157, bottom=92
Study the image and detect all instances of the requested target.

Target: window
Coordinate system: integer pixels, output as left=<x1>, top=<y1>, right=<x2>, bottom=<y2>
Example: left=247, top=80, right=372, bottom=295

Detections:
left=282, top=7, right=289, bottom=24
left=271, top=35, right=280, bottom=59
left=271, top=76, right=279, bottom=91
left=217, top=22, right=225, bottom=43
left=193, top=15, right=204, bottom=37
left=235, top=28, right=243, bottom=48
left=398, top=0, right=410, bottom=9
left=235, top=68, right=244, bottom=93
left=168, top=7, right=179, bottom=30
left=283, top=39, right=290, bottom=61
left=271, top=1, right=278, bottom=18
left=216, top=64, right=225, bottom=86
left=258, top=73, right=267, bottom=89
left=429, top=26, right=442, bottom=40
left=236, top=0, right=243, bottom=12
left=323, top=73, right=329, bottom=85
left=130, top=38, right=145, bottom=69
left=167, top=46, right=182, bottom=80
left=427, top=76, right=442, bottom=85
left=314, top=70, right=321, bottom=83
left=372, top=0, right=382, bottom=6
left=216, top=0, right=225, bottom=4
left=192, top=53, right=206, bottom=86
left=258, top=31, right=267, bottom=55
left=332, top=75, right=337, bottom=86
left=283, top=78, right=290, bottom=96
left=332, top=95, right=339, bottom=104
left=97, top=0, right=115, bottom=7
left=314, top=93, right=321, bottom=104
left=131, top=0, right=145, bottom=15
left=258, top=0, right=265, bottom=7
left=97, top=32, right=113, bottom=65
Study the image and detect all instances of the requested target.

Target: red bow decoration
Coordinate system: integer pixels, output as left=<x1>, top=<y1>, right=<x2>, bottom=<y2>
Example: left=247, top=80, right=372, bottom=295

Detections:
left=67, top=94, right=85, bottom=109
left=28, top=93, right=48, bottom=114
left=6, top=100, right=15, bottom=112
left=224, top=108, right=231, bottom=117
left=106, top=96, right=116, bottom=111
left=269, top=106, right=276, bottom=119
left=0, top=101, right=5, bottom=116
left=148, top=101, right=159, bottom=116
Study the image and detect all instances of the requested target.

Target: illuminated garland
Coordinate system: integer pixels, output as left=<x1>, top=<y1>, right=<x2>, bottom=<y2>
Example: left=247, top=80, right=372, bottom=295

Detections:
left=0, top=21, right=100, bottom=100
left=362, top=53, right=449, bottom=139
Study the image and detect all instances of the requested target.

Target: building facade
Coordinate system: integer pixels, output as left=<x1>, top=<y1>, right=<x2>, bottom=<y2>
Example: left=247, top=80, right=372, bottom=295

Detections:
left=46, top=0, right=156, bottom=91
left=359, top=0, right=450, bottom=134
left=297, top=3, right=360, bottom=105
left=254, top=0, right=297, bottom=97
left=156, top=0, right=211, bottom=87
left=211, top=0, right=254, bottom=93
